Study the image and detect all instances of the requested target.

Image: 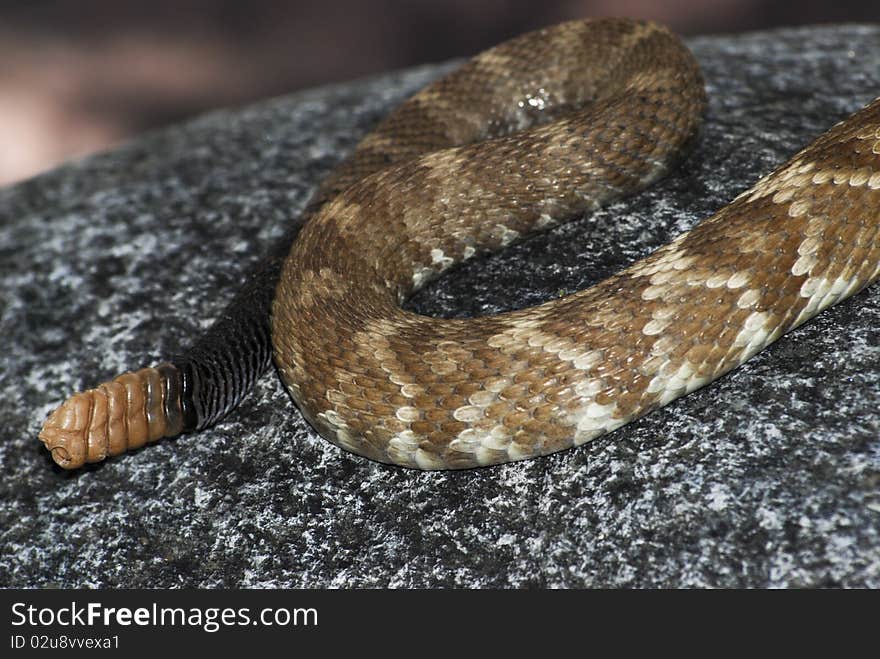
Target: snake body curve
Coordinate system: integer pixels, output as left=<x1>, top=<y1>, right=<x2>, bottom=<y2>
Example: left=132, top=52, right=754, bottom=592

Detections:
left=39, top=18, right=880, bottom=470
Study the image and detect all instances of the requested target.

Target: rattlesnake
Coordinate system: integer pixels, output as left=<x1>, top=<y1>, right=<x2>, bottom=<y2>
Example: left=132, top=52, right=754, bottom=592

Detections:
left=38, top=18, right=880, bottom=470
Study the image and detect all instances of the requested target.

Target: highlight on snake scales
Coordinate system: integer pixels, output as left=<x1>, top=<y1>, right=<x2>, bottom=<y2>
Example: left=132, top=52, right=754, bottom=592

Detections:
left=38, top=17, right=880, bottom=471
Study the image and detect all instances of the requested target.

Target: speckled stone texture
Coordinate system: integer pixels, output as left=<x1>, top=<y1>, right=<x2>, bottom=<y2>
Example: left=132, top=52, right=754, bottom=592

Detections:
left=1, top=25, right=879, bottom=588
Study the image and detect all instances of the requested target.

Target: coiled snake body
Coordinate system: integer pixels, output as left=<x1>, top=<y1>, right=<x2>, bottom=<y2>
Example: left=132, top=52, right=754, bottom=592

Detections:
left=39, top=18, right=880, bottom=470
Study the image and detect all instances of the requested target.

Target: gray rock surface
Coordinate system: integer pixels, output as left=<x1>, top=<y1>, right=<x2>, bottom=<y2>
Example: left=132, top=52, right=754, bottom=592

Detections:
left=1, top=24, right=879, bottom=588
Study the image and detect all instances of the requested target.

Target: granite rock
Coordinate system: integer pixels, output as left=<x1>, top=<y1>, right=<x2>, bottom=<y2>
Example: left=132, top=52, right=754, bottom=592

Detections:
left=1, top=24, right=879, bottom=588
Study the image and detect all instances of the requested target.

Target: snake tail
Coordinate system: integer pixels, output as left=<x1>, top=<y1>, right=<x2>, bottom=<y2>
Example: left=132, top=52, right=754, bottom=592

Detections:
left=38, top=363, right=185, bottom=469
left=38, top=236, right=295, bottom=469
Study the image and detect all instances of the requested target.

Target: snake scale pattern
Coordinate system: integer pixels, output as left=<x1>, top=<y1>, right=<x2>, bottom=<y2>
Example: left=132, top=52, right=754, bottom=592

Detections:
left=39, top=18, right=880, bottom=470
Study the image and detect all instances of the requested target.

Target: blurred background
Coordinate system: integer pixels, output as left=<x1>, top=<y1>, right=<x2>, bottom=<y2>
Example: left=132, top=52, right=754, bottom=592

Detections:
left=2, top=0, right=878, bottom=185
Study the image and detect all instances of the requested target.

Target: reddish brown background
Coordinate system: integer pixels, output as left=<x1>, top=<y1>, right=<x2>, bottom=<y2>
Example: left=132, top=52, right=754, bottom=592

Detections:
left=2, top=0, right=878, bottom=184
